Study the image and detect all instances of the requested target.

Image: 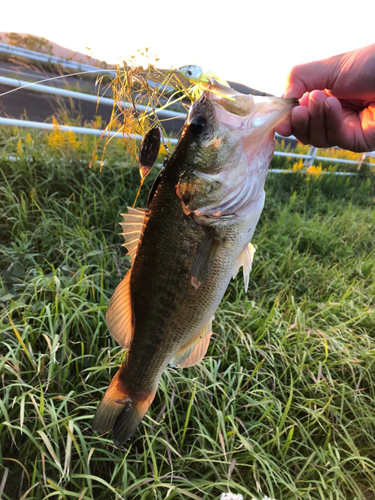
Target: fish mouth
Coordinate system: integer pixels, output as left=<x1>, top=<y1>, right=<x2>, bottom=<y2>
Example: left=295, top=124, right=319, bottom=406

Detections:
left=202, top=79, right=298, bottom=118
left=188, top=80, right=249, bottom=124
left=198, top=79, right=298, bottom=136
left=187, top=94, right=216, bottom=139
left=202, top=80, right=255, bottom=117
left=189, top=81, right=255, bottom=134
left=186, top=81, right=251, bottom=139
left=187, top=80, right=297, bottom=146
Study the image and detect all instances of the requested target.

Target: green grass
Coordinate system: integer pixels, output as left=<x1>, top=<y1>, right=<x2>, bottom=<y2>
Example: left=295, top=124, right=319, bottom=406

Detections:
left=1, top=125, right=375, bottom=500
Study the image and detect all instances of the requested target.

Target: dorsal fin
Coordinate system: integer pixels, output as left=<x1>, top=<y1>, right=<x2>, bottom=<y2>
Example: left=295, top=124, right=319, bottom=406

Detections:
left=119, top=207, right=149, bottom=263
left=105, top=270, right=134, bottom=349
left=170, top=318, right=213, bottom=368
left=232, top=242, right=256, bottom=292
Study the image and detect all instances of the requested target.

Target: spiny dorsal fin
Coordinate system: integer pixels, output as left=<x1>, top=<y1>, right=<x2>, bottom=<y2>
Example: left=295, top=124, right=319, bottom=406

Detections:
left=191, top=229, right=223, bottom=290
left=232, top=242, right=256, bottom=292
left=170, top=318, right=213, bottom=368
left=105, top=270, right=134, bottom=349
left=119, top=207, right=149, bottom=263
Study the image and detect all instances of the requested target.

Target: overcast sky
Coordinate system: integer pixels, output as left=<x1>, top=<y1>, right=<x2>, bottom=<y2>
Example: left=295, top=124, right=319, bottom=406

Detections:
left=1, top=0, right=374, bottom=95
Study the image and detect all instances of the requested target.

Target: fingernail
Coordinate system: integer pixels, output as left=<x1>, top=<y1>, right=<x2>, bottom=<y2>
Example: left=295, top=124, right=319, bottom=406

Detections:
left=325, top=100, right=331, bottom=110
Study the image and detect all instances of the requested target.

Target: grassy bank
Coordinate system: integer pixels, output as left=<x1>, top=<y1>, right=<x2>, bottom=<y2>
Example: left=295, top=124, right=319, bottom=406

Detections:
left=1, top=125, right=375, bottom=500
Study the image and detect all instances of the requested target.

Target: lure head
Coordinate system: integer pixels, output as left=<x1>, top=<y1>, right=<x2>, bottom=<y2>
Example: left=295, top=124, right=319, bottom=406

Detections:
left=177, top=65, right=203, bottom=83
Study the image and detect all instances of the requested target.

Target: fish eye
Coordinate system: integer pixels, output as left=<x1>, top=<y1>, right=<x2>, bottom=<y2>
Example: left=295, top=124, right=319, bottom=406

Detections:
left=189, top=115, right=207, bottom=135
left=186, top=70, right=192, bottom=76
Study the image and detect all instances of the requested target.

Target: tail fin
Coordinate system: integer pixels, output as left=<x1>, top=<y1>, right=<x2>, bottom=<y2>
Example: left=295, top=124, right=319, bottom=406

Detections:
left=92, top=365, right=155, bottom=447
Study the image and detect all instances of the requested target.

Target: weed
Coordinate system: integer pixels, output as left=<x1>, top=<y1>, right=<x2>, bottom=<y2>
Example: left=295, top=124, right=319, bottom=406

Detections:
left=0, top=126, right=374, bottom=499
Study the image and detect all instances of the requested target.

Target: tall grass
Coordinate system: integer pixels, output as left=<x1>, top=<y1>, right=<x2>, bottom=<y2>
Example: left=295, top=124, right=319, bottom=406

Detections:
left=0, top=125, right=374, bottom=500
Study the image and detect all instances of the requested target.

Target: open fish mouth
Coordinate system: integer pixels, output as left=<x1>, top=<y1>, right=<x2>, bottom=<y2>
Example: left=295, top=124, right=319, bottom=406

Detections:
left=203, top=79, right=256, bottom=116
left=201, top=78, right=298, bottom=124
left=191, top=79, right=299, bottom=143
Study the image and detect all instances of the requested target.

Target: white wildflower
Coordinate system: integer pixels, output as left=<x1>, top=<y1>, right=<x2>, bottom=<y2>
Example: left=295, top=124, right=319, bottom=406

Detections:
left=220, top=493, right=277, bottom=500
left=220, top=494, right=243, bottom=500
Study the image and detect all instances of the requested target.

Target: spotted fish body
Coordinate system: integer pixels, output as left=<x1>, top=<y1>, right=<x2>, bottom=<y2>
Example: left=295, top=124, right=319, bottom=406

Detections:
left=92, top=82, right=296, bottom=446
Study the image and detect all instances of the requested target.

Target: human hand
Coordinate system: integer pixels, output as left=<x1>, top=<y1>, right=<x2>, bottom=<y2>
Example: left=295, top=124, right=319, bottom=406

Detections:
left=276, top=44, right=375, bottom=152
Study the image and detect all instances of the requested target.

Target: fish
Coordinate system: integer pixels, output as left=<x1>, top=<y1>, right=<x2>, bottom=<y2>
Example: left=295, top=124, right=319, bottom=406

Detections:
left=92, top=81, right=296, bottom=446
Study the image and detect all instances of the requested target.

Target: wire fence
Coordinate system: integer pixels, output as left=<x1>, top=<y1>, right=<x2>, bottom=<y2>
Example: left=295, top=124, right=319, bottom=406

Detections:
left=0, top=42, right=115, bottom=74
left=1, top=44, right=374, bottom=174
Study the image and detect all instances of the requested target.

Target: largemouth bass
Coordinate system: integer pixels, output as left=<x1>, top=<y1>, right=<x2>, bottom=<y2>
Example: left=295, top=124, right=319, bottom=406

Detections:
left=92, top=82, right=296, bottom=446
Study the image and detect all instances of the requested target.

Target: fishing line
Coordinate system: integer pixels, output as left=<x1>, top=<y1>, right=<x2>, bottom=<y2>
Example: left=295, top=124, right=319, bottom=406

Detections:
left=0, top=68, right=113, bottom=97
left=1, top=63, right=184, bottom=189
left=132, top=76, right=162, bottom=207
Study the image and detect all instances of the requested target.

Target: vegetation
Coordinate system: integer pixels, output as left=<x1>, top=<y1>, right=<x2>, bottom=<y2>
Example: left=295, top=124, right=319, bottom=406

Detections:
left=0, top=123, right=374, bottom=500
left=0, top=33, right=53, bottom=55
left=0, top=32, right=109, bottom=72
left=273, top=140, right=375, bottom=174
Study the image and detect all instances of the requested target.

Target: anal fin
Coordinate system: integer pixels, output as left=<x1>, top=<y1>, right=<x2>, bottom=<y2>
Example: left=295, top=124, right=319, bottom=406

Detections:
left=232, top=242, right=256, bottom=292
left=106, top=270, right=134, bottom=349
left=170, top=318, right=213, bottom=368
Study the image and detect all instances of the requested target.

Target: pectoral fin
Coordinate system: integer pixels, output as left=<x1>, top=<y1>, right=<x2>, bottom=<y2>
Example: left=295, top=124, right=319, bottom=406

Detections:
left=170, top=318, right=213, bottom=368
left=191, top=229, right=222, bottom=289
left=232, top=242, right=256, bottom=293
left=105, top=270, right=134, bottom=349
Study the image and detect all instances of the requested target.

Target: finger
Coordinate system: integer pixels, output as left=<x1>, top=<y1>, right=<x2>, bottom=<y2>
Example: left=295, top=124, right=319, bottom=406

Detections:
left=283, top=60, right=339, bottom=99
left=324, top=97, right=346, bottom=148
left=275, top=117, right=292, bottom=137
left=324, top=97, right=370, bottom=152
left=360, top=103, right=375, bottom=151
left=307, top=90, right=330, bottom=147
left=298, top=92, right=310, bottom=107
left=323, top=97, right=369, bottom=151
left=290, top=106, right=309, bottom=144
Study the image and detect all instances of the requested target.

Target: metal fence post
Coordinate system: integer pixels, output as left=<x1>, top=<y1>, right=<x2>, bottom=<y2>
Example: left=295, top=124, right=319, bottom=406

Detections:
left=304, top=146, right=318, bottom=167
left=358, top=152, right=367, bottom=171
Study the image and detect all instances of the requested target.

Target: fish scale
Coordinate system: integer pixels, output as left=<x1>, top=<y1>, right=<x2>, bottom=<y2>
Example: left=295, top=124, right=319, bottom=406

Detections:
left=129, top=166, right=218, bottom=383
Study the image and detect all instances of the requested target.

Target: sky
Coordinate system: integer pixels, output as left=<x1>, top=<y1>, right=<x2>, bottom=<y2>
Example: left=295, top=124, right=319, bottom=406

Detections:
left=1, top=0, right=374, bottom=96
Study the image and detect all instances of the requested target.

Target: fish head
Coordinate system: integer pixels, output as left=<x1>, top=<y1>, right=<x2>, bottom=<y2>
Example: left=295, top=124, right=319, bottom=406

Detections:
left=177, top=80, right=297, bottom=218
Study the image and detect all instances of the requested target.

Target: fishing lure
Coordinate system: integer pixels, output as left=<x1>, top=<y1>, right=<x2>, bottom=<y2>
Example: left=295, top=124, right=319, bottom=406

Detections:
left=132, top=125, right=161, bottom=206
left=138, top=125, right=161, bottom=180
left=177, top=65, right=234, bottom=101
